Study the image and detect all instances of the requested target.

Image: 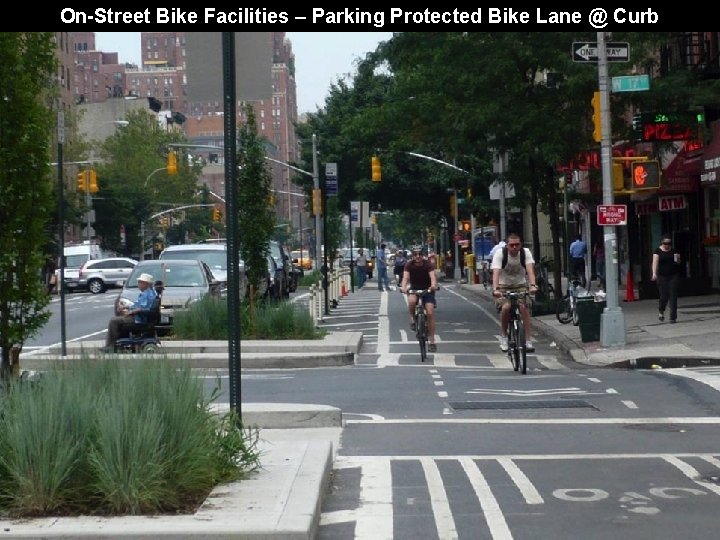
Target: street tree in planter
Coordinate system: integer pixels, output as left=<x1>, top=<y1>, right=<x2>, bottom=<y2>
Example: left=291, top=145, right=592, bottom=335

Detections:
left=0, top=33, right=55, bottom=381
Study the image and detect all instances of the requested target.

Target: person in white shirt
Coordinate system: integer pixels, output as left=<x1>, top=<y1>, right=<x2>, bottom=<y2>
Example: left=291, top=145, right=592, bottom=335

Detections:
left=355, top=248, right=368, bottom=287
left=491, top=233, right=537, bottom=352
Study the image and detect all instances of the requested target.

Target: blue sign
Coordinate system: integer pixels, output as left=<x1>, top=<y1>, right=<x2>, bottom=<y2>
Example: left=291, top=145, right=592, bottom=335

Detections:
left=325, top=162, right=338, bottom=196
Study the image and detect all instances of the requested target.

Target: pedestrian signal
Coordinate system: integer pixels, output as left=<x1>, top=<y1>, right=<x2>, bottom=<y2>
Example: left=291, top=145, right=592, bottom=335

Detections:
left=631, top=160, right=661, bottom=190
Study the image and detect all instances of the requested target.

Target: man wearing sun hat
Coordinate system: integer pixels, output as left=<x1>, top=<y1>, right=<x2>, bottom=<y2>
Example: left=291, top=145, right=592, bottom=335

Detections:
left=105, top=272, right=158, bottom=348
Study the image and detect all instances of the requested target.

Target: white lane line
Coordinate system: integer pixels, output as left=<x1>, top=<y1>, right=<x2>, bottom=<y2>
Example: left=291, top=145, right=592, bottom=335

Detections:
left=460, top=457, right=512, bottom=540
left=534, top=355, right=566, bottom=370
left=377, top=290, right=390, bottom=355
left=606, top=388, right=618, bottom=394
left=438, top=391, right=448, bottom=398
left=345, top=417, right=720, bottom=425
left=664, top=456, right=720, bottom=497
left=420, top=457, right=458, bottom=540
left=354, top=458, right=394, bottom=540
left=488, top=353, right=511, bottom=369
left=498, top=458, right=544, bottom=505
left=433, top=354, right=457, bottom=367
left=434, top=381, right=444, bottom=386
left=588, top=377, right=602, bottom=383
left=657, top=367, right=720, bottom=393
left=622, top=400, right=639, bottom=409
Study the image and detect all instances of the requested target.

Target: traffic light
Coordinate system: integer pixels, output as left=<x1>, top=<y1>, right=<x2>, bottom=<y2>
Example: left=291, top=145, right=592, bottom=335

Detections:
left=76, top=170, right=88, bottom=192
left=449, top=194, right=456, bottom=217
left=631, top=160, right=661, bottom=190
left=212, top=207, right=221, bottom=222
left=591, top=90, right=602, bottom=142
left=612, top=161, right=625, bottom=191
left=371, top=155, right=381, bottom=182
left=88, top=170, right=99, bottom=193
left=167, top=150, right=178, bottom=175
left=461, top=220, right=471, bottom=232
left=312, top=188, right=322, bottom=216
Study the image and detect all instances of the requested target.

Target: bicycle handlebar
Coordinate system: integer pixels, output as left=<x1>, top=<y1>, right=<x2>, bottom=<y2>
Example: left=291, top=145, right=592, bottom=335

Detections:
left=403, top=287, right=437, bottom=295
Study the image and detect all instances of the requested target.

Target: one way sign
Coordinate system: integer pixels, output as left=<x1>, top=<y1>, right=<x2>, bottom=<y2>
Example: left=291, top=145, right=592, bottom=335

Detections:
left=572, top=42, right=630, bottom=62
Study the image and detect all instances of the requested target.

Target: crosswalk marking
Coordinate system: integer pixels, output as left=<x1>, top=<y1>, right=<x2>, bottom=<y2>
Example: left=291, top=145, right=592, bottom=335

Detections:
left=420, top=457, right=458, bottom=539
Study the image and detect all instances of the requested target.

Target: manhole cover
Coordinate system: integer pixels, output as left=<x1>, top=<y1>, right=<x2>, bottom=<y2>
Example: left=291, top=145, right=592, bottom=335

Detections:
left=449, top=400, right=596, bottom=410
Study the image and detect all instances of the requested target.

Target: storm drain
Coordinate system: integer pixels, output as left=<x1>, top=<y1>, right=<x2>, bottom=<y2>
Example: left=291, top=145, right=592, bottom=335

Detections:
left=449, top=399, right=596, bottom=411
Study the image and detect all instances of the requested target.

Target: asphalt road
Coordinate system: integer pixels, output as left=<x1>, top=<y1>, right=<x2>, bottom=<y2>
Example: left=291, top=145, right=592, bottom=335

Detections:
left=239, top=279, right=720, bottom=540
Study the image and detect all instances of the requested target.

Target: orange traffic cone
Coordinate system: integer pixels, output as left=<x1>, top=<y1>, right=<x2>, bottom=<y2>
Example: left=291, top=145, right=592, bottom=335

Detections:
left=341, top=280, right=348, bottom=297
left=624, top=270, right=636, bottom=302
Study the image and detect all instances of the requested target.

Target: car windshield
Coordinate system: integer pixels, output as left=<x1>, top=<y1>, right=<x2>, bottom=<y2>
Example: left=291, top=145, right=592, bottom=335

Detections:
left=125, top=262, right=207, bottom=289
left=160, top=250, right=226, bottom=272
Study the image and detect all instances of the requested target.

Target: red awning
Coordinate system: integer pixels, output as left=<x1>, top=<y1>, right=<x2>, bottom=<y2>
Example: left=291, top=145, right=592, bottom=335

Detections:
left=702, top=122, right=720, bottom=184
left=660, top=147, right=702, bottom=193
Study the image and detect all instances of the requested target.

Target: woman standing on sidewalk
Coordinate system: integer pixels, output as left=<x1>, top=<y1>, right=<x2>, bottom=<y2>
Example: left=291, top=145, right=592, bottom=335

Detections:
left=651, top=235, right=681, bottom=323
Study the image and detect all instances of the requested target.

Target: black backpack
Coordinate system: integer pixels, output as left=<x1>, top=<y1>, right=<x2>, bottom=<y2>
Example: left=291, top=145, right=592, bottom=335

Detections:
left=501, top=246, right=526, bottom=269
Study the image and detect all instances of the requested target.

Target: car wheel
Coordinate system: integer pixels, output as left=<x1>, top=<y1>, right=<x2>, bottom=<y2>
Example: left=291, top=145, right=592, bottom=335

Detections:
left=88, top=279, right=105, bottom=294
left=141, top=342, right=162, bottom=353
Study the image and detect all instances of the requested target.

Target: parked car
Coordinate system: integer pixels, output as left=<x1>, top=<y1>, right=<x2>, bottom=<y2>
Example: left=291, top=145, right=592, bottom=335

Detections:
left=77, top=257, right=138, bottom=294
left=114, top=259, right=221, bottom=333
left=268, top=240, right=291, bottom=297
left=159, top=243, right=248, bottom=301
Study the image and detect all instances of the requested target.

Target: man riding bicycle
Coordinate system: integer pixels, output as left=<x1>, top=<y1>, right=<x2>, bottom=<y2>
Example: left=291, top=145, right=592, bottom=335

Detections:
left=491, top=233, right=537, bottom=352
left=401, top=246, right=438, bottom=352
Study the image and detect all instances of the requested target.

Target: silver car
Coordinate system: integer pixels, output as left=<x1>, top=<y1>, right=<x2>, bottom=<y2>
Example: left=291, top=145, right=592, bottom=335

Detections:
left=78, top=257, right=138, bottom=294
left=114, top=259, right=221, bottom=332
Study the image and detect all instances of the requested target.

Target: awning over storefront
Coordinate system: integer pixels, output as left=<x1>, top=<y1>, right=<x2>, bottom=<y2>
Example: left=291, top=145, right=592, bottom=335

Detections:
left=659, top=147, right=702, bottom=194
left=702, top=123, right=720, bottom=185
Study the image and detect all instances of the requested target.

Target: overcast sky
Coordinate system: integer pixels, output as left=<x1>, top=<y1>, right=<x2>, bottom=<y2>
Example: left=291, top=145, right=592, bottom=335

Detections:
left=94, top=32, right=393, bottom=115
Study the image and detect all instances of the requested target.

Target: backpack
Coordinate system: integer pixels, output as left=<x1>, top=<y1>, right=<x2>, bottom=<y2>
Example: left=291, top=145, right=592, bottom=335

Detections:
left=501, top=246, right=526, bottom=269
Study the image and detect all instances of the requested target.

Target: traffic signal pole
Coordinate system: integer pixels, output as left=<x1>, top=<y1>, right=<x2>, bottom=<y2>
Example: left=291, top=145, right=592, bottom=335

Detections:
left=597, top=31, right=626, bottom=346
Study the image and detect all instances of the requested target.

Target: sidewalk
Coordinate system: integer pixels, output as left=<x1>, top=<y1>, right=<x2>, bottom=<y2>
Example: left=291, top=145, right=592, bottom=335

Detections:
left=459, top=281, right=720, bottom=367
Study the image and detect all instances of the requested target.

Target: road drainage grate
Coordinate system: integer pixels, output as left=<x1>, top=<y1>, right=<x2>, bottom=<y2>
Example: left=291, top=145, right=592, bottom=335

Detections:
left=449, top=400, right=596, bottom=410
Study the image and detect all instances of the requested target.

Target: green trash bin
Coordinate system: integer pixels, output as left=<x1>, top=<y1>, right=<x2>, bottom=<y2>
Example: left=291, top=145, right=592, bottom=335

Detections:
left=576, top=297, right=606, bottom=342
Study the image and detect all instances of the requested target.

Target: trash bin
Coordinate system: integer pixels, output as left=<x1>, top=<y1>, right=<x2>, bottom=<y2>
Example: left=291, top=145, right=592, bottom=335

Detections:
left=576, top=296, right=606, bottom=342
left=465, top=253, right=477, bottom=284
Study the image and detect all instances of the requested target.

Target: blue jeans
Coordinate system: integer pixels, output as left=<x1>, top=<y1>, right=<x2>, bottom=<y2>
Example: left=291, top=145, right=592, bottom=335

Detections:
left=356, top=266, right=366, bottom=287
left=377, top=266, right=389, bottom=290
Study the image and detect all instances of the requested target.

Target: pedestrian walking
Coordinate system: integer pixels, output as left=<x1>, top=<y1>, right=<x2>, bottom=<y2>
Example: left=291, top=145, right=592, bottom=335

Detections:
left=651, top=235, right=681, bottom=323
left=355, top=248, right=368, bottom=288
left=393, top=249, right=407, bottom=284
left=376, top=243, right=389, bottom=291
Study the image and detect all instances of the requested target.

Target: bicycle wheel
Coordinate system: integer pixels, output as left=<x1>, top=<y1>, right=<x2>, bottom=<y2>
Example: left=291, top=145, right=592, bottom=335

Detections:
left=556, top=293, right=573, bottom=324
left=416, top=310, right=427, bottom=362
left=510, top=319, right=520, bottom=371
left=516, top=317, right=527, bottom=374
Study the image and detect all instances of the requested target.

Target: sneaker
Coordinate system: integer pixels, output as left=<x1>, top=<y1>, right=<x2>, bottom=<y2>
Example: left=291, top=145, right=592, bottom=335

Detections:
left=428, top=343, right=437, bottom=353
left=525, top=341, right=535, bottom=352
left=658, top=312, right=665, bottom=322
left=499, top=336, right=509, bottom=352
left=670, top=319, right=677, bottom=324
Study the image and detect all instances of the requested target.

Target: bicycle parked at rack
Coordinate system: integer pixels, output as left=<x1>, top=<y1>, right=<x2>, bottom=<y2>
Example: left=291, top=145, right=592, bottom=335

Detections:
left=556, top=276, right=586, bottom=325
left=535, top=256, right=555, bottom=302
left=502, top=290, right=530, bottom=374
left=404, top=287, right=435, bottom=362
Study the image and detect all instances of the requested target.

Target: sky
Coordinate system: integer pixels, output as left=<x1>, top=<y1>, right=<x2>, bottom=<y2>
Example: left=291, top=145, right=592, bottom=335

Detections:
left=94, top=32, right=393, bottom=115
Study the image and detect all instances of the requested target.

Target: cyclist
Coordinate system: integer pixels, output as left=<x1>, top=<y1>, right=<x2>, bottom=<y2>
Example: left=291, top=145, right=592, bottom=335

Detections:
left=401, top=245, right=438, bottom=352
left=491, top=233, right=537, bottom=352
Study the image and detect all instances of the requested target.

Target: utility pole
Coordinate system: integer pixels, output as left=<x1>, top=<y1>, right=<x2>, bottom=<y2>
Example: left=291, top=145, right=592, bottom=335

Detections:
left=597, top=31, right=626, bottom=346
left=453, top=188, right=461, bottom=280
left=57, top=106, right=67, bottom=357
left=312, top=134, right=322, bottom=270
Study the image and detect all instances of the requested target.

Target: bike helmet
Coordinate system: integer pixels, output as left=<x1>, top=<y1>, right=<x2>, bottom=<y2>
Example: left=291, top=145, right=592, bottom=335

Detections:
left=411, top=245, right=423, bottom=255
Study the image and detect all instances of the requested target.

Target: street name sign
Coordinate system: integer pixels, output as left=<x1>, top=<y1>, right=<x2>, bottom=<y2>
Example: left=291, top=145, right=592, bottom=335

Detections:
left=597, top=204, right=628, bottom=226
left=612, top=75, right=650, bottom=92
left=572, top=42, right=630, bottom=62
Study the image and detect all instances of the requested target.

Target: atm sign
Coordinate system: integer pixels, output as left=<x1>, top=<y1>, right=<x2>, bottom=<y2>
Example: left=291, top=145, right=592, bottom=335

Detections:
left=597, top=204, right=628, bottom=226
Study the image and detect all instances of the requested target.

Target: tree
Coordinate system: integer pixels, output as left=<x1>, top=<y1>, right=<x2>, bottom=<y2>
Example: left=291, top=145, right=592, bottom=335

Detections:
left=237, top=105, right=274, bottom=307
left=94, top=109, right=200, bottom=257
left=0, top=33, right=56, bottom=381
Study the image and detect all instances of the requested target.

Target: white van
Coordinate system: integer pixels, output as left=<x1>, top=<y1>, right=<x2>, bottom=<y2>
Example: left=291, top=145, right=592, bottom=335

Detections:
left=57, top=242, right=113, bottom=292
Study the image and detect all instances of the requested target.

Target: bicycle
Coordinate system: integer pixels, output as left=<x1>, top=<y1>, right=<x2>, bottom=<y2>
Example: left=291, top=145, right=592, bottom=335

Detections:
left=535, top=256, right=555, bottom=303
left=404, top=287, right=435, bottom=362
left=502, top=290, right=530, bottom=374
left=556, top=276, right=584, bottom=325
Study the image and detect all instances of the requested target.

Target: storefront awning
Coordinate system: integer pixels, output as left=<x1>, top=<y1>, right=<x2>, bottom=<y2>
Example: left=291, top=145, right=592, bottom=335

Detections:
left=660, top=147, right=703, bottom=193
left=702, top=122, right=720, bottom=185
